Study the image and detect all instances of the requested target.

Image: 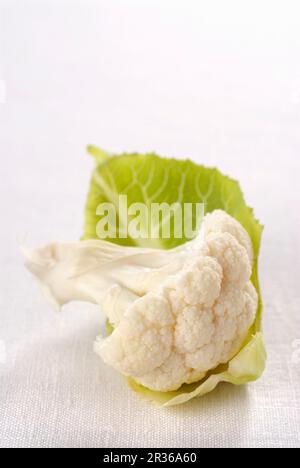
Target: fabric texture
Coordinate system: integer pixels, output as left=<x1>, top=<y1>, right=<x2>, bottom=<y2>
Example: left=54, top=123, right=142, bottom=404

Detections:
left=0, top=0, right=300, bottom=448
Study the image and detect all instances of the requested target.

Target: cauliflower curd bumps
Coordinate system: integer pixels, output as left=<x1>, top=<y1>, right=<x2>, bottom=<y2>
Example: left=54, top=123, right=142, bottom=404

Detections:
left=95, top=211, right=257, bottom=391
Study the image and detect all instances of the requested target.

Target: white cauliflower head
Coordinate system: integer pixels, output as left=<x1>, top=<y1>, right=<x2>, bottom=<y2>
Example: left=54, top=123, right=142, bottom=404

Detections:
left=24, top=210, right=258, bottom=392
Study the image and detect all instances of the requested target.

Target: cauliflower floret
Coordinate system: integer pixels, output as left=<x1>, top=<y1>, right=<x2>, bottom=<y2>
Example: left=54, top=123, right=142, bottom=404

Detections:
left=172, top=257, right=222, bottom=308
left=185, top=343, right=217, bottom=373
left=175, top=306, right=215, bottom=353
left=213, top=284, right=258, bottom=363
left=96, top=293, right=174, bottom=376
left=202, top=209, right=253, bottom=263
left=205, top=232, right=251, bottom=287
left=25, top=209, right=259, bottom=393
left=95, top=218, right=257, bottom=391
left=137, top=352, right=190, bottom=392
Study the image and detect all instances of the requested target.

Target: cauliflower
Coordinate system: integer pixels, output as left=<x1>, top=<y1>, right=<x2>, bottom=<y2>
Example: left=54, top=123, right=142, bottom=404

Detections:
left=24, top=210, right=257, bottom=393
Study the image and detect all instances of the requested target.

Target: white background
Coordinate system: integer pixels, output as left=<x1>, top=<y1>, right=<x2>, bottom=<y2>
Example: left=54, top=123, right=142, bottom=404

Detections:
left=0, top=0, right=300, bottom=448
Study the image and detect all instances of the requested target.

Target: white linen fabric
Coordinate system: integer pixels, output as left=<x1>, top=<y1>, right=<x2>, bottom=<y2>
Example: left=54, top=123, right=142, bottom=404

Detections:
left=0, top=0, right=299, bottom=448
